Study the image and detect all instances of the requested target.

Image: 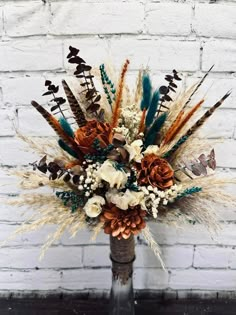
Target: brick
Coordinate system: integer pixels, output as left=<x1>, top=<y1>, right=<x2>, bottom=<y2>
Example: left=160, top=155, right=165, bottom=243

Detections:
left=170, top=269, right=236, bottom=290
left=60, top=269, right=111, bottom=290
left=83, top=245, right=110, bottom=267
left=0, top=224, right=59, bottom=247
left=110, top=39, right=200, bottom=71
left=140, top=222, right=236, bottom=246
left=63, top=38, right=110, bottom=70
left=0, top=197, right=33, bottom=222
left=202, top=40, right=236, bottom=72
left=0, top=138, right=39, bottom=166
left=134, top=268, right=169, bottom=290
left=4, top=1, right=50, bottom=37
left=185, top=76, right=236, bottom=109
left=135, top=245, right=193, bottom=269
left=0, top=6, right=3, bottom=37
left=215, top=139, right=236, bottom=168
left=194, top=4, right=236, bottom=38
left=0, top=246, right=82, bottom=269
left=17, top=108, right=55, bottom=137
left=194, top=246, right=233, bottom=268
left=0, top=40, right=63, bottom=72
left=61, top=230, right=109, bottom=246
left=0, top=270, right=61, bottom=290
left=0, top=169, right=21, bottom=195
left=0, top=109, right=16, bottom=136
left=198, top=109, right=235, bottom=139
left=1, top=75, right=65, bottom=106
left=146, top=3, right=192, bottom=36
left=50, top=2, right=143, bottom=35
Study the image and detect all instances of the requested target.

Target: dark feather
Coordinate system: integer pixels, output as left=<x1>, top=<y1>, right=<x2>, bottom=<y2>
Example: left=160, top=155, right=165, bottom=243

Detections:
left=62, top=80, right=87, bottom=127
left=145, top=90, right=160, bottom=127
left=58, top=139, right=78, bottom=158
left=144, top=112, right=167, bottom=147
left=31, top=101, right=83, bottom=160
left=183, top=65, right=214, bottom=109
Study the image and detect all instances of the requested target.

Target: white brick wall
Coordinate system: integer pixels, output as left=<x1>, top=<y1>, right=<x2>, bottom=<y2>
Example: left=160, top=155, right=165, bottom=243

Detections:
left=0, top=0, right=236, bottom=297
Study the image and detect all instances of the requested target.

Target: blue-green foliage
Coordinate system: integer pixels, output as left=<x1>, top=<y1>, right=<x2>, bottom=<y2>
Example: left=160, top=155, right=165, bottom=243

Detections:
left=140, top=74, right=152, bottom=110
left=163, top=136, right=188, bottom=158
left=100, top=64, right=116, bottom=109
left=59, top=117, right=74, bottom=138
left=145, top=90, right=160, bottom=127
left=176, top=186, right=202, bottom=200
left=144, top=112, right=167, bottom=147
left=84, top=139, right=114, bottom=163
left=58, top=139, right=78, bottom=158
left=56, top=191, right=84, bottom=213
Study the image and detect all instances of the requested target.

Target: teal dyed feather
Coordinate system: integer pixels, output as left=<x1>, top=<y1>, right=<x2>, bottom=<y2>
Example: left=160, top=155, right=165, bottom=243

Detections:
left=140, top=74, right=152, bottom=110
left=59, top=117, right=74, bottom=138
left=145, top=90, right=160, bottom=127
left=144, top=112, right=167, bottom=147
left=58, top=139, right=78, bottom=158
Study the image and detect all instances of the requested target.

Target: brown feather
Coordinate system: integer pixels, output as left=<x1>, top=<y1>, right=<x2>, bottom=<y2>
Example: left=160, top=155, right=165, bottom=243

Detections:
left=138, top=108, right=147, bottom=134
left=31, top=101, right=84, bottom=160
left=62, top=80, right=87, bottom=127
left=162, top=110, right=184, bottom=145
left=111, top=59, right=130, bottom=130
left=183, top=91, right=231, bottom=139
left=165, top=99, right=204, bottom=144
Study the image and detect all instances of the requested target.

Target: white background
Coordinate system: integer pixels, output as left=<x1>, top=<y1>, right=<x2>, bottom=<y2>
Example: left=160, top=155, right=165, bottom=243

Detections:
left=0, top=0, right=236, bottom=298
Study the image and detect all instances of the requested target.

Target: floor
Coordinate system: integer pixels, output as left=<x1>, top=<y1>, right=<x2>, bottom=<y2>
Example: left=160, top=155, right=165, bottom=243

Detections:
left=0, top=298, right=236, bottom=315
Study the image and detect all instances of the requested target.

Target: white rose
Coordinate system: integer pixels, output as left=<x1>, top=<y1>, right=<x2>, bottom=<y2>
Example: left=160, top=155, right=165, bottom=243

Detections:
left=84, top=195, right=105, bottom=218
left=106, top=189, right=145, bottom=210
left=96, top=160, right=127, bottom=189
left=143, top=145, right=159, bottom=156
left=125, top=139, right=143, bottom=163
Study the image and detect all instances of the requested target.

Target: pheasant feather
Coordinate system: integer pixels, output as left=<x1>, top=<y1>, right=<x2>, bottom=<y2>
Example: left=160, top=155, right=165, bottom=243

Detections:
left=183, top=65, right=214, bottom=109
left=162, top=110, right=184, bottom=145
left=183, top=92, right=231, bottom=138
left=31, top=101, right=83, bottom=160
left=62, top=80, right=87, bottom=128
left=164, top=91, right=231, bottom=157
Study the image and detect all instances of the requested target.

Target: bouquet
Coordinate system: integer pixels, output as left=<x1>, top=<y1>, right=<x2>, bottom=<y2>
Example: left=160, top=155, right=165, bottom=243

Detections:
left=8, top=46, right=236, bottom=265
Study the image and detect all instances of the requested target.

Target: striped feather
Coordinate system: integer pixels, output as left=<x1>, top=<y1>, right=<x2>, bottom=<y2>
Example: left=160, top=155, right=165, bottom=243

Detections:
left=58, top=139, right=78, bottom=158
left=183, top=65, right=214, bottom=109
left=164, top=91, right=231, bottom=157
left=183, top=91, right=231, bottom=139
left=163, top=99, right=204, bottom=145
left=31, top=101, right=83, bottom=160
left=62, top=80, right=87, bottom=127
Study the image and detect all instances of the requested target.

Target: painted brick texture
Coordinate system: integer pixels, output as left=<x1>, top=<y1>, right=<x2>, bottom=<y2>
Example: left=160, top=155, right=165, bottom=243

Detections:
left=0, top=0, right=236, bottom=297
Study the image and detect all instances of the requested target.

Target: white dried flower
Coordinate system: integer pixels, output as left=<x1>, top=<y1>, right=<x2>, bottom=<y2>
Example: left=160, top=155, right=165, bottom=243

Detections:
left=96, top=160, right=128, bottom=189
left=84, top=195, right=105, bottom=218
left=143, top=145, right=159, bottom=156
left=125, top=139, right=143, bottom=163
left=106, top=189, right=145, bottom=210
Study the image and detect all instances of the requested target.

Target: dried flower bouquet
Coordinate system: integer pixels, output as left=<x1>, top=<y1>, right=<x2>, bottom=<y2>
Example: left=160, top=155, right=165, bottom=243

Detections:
left=7, top=46, right=236, bottom=265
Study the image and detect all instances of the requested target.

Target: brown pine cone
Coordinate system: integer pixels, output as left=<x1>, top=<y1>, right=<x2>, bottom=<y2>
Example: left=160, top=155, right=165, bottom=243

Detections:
left=137, top=153, right=174, bottom=190
left=100, top=205, right=147, bottom=240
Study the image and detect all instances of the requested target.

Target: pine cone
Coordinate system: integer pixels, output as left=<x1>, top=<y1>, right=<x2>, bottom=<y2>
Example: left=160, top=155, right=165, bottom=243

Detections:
left=100, top=205, right=146, bottom=240
left=137, top=153, right=174, bottom=190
